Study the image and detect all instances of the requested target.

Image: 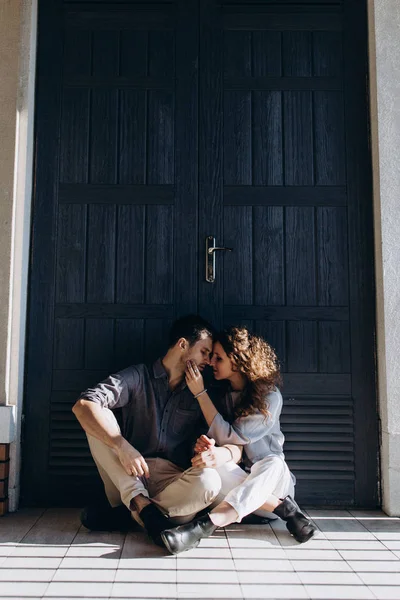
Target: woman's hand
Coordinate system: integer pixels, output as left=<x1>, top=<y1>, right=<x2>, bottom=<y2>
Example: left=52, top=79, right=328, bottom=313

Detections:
left=194, top=434, right=215, bottom=454
left=185, top=359, right=205, bottom=397
left=191, top=444, right=231, bottom=469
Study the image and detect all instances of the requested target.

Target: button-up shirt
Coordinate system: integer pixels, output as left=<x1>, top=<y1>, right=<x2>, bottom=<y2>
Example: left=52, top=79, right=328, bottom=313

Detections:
left=79, top=359, right=206, bottom=469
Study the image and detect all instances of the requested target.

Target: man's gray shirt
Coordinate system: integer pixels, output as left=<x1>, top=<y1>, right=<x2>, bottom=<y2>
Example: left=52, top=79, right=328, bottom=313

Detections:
left=79, top=359, right=206, bottom=469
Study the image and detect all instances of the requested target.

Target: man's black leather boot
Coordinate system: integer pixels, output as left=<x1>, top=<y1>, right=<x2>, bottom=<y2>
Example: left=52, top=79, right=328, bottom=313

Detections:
left=161, top=514, right=217, bottom=555
left=273, top=495, right=316, bottom=543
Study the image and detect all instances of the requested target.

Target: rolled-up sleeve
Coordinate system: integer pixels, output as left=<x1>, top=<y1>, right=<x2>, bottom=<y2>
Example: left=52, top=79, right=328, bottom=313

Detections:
left=79, top=366, right=140, bottom=410
left=207, top=389, right=283, bottom=447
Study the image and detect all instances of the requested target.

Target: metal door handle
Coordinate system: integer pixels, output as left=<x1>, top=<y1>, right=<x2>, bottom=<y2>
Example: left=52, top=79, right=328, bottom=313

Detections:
left=205, top=236, right=233, bottom=283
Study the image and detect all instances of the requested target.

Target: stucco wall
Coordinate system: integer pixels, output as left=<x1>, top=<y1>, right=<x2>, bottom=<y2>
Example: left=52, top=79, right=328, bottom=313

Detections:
left=368, top=0, right=400, bottom=515
left=0, top=1, right=21, bottom=408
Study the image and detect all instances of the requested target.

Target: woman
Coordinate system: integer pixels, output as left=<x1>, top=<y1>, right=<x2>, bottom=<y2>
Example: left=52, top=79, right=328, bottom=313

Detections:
left=161, top=326, right=316, bottom=554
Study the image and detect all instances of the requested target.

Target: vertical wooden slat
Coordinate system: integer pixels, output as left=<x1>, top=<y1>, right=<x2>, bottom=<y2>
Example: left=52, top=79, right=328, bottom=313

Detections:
left=314, top=91, right=346, bottom=186
left=92, top=30, right=119, bottom=76
left=147, top=91, right=174, bottom=185
left=198, top=0, right=223, bottom=327
left=89, top=90, right=117, bottom=184
left=59, top=90, right=89, bottom=184
left=252, top=31, right=282, bottom=77
left=224, top=206, right=252, bottom=305
left=87, top=205, right=116, bottom=303
left=252, top=92, right=283, bottom=186
left=254, top=206, right=284, bottom=305
left=224, top=91, right=252, bottom=185
left=63, top=28, right=91, bottom=77
left=174, top=0, right=198, bottom=316
left=116, top=205, right=145, bottom=304
left=148, top=30, right=174, bottom=77
left=283, top=91, right=314, bottom=185
left=223, top=31, right=251, bottom=77
left=118, top=90, right=146, bottom=184
left=119, top=31, right=147, bottom=78
left=319, top=321, right=350, bottom=373
left=56, top=204, right=87, bottom=303
left=283, top=32, right=312, bottom=77
left=114, top=319, right=144, bottom=371
left=287, top=321, right=318, bottom=373
left=54, top=319, right=84, bottom=370
left=286, top=207, right=316, bottom=305
left=317, top=207, right=348, bottom=306
left=145, top=206, right=173, bottom=304
left=144, top=319, right=172, bottom=363
left=85, top=319, right=114, bottom=370
left=313, top=31, right=343, bottom=77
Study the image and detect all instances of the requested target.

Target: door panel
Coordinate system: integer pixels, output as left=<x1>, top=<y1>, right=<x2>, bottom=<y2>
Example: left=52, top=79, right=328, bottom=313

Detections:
left=199, top=0, right=377, bottom=506
left=24, top=0, right=377, bottom=507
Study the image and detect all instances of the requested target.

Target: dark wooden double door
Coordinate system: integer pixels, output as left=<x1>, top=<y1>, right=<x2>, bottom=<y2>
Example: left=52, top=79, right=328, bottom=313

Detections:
left=24, top=0, right=378, bottom=507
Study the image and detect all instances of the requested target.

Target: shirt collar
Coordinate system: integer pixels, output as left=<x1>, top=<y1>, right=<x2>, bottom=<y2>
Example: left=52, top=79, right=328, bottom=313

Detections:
left=153, top=358, right=188, bottom=390
left=153, top=358, right=168, bottom=379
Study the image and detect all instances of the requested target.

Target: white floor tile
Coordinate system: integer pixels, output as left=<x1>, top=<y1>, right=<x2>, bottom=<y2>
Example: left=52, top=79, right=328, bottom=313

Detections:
left=298, top=572, right=363, bottom=585
left=348, top=561, right=400, bottom=572
left=177, top=583, right=242, bottom=598
left=52, top=568, right=116, bottom=582
left=339, top=550, right=398, bottom=561
left=0, top=581, right=49, bottom=596
left=291, top=559, right=352, bottom=572
left=331, top=540, right=388, bottom=550
left=284, top=549, right=342, bottom=560
left=118, top=556, right=176, bottom=569
left=0, top=568, right=55, bottom=581
left=115, top=568, right=176, bottom=582
left=10, top=545, right=69, bottom=557
left=367, top=586, right=400, bottom=599
left=238, top=570, right=301, bottom=584
left=45, top=581, right=113, bottom=597
left=233, top=558, right=294, bottom=572
left=323, top=532, right=376, bottom=541
left=359, top=573, right=400, bottom=585
left=178, top=569, right=239, bottom=584
left=305, top=584, right=375, bottom=599
left=177, top=557, right=236, bottom=570
left=1, top=556, right=62, bottom=569
left=112, top=582, right=177, bottom=597
left=242, top=583, right=308, bottom=598
left=59, top=556, right=120, bottom=569
left=230, top=547, right=286, bottom=559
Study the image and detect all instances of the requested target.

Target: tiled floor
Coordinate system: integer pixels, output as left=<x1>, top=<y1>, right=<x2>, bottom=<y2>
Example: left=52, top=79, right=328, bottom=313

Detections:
left=1, top=508, right=400, bottom=599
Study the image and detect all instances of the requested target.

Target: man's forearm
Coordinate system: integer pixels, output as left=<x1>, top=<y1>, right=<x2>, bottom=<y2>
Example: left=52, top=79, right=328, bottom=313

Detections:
left=72, top=399, right=124, bottom=450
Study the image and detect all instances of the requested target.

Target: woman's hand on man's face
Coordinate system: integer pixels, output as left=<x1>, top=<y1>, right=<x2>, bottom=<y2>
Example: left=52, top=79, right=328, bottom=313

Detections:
left=185, top=359, right=205, bottom=396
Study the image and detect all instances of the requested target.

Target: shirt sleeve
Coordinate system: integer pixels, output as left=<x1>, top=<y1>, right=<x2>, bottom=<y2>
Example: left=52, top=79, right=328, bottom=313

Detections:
left=79, top=365, right=141, bottom=410
left=207, top=389, right=283, bottom=446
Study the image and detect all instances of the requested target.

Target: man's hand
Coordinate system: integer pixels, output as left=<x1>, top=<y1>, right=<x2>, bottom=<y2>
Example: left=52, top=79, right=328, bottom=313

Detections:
left=185, top=360, right=206, bottom=397
left=115, top=438, right=150, bottom=478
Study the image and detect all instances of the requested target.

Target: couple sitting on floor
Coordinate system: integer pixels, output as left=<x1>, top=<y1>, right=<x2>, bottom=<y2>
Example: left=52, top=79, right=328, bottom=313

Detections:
left=72, top=315, right=315, bottom=554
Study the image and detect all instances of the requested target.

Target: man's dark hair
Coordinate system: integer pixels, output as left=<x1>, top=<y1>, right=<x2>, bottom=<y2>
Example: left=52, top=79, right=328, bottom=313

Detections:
left=168, top=314, right=215, bottom=348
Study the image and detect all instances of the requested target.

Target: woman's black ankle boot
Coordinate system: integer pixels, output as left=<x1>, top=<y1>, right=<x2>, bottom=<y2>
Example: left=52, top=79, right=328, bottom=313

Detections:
left=273, top=496, right=316, bottom=543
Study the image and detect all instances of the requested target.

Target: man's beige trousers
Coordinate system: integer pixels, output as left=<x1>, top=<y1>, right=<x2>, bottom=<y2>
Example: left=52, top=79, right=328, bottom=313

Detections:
left=87, top=413, right=221, bottom=524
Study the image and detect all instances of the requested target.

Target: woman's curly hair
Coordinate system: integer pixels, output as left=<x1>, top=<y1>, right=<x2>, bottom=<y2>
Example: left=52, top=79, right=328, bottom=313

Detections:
left=215, top=326, right=282, bottom=420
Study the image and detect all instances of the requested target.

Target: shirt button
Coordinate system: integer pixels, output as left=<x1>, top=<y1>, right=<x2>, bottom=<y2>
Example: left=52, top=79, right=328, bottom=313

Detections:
left=162, top=428, right=165, bottom=432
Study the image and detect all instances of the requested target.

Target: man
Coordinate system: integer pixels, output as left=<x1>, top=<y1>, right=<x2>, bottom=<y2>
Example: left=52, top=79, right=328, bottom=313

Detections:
left=72, top=315, right=222, bottom=546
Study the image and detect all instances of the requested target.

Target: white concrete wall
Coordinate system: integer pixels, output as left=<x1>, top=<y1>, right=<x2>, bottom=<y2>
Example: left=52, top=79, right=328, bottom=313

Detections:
left=368, top=0, right=400, bottom=516
left=0, top=0, right=37, bottom=510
